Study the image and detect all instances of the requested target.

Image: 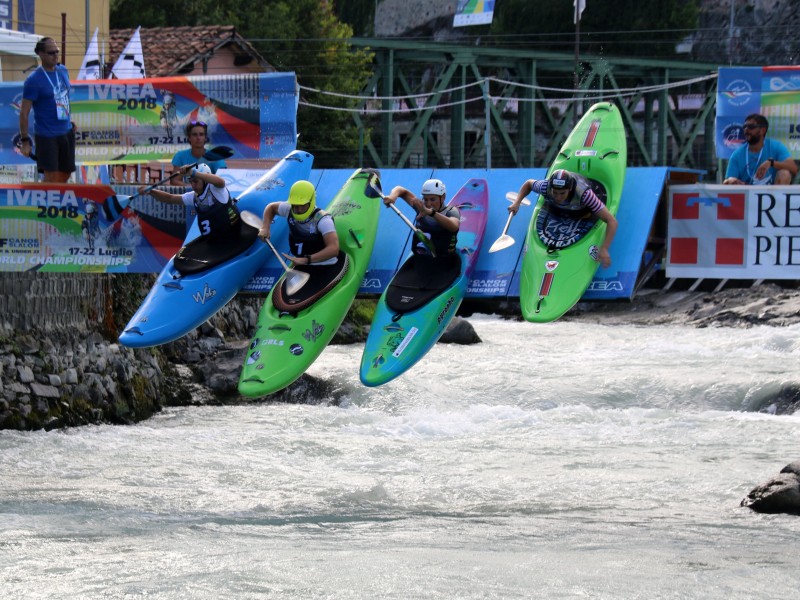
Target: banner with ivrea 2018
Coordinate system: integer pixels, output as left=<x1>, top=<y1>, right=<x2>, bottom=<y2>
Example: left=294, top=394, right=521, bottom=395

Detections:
left=667, top=184, right=800, bottom=279
left=0, top=72, right=298, bottom=165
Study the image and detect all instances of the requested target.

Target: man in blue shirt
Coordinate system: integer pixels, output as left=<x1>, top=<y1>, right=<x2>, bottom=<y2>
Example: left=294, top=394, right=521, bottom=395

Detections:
left=724, top=113, right=797, bottom=185
left=18, top=37, right=75, bottom=182
left=170, top=120, right=226, bottom=185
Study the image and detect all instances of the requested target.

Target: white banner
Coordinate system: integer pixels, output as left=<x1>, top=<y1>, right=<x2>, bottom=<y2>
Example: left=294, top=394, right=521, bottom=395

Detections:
left=667, top=184, right=800, bottom=279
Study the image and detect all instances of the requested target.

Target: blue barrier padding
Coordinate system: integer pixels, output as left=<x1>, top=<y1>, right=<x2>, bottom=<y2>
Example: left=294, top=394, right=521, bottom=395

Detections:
left=583, top=166, right=670, bottom=300
left=250, top=167, right=672, bottom=300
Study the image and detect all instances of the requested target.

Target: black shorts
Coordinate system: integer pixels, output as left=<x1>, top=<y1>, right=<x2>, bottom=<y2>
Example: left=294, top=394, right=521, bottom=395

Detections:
left=34, top=128, right=76, bottom=174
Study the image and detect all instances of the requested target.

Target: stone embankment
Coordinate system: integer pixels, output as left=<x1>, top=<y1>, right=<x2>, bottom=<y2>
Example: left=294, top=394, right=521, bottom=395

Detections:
left=0, top=272, right=481, bottom=430
left=3, top=273, right=798, bottom=430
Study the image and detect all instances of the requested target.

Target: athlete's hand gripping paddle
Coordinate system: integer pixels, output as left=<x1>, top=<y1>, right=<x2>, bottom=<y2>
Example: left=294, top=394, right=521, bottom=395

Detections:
left=240, top=210, right=310, bottom=296
left=367, top=180, right=437, bottom=257
left=105, top=146, right=235, bottom=219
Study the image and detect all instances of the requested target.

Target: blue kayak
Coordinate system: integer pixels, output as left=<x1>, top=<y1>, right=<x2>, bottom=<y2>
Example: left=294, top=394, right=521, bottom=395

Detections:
left=119, top=150, right=314, bottom=348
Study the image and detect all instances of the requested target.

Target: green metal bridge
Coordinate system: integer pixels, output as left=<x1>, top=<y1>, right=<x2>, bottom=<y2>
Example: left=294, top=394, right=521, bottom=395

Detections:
left=344, top=39, right=720, bottom=174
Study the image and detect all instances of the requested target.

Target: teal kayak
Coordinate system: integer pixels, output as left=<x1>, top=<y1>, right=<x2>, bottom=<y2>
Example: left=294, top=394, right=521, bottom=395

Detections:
left=519, top=102, right=627, bottom=322
left=360, top=178, right=489, bottom=386
left=238, top=168, right=382, bottom=397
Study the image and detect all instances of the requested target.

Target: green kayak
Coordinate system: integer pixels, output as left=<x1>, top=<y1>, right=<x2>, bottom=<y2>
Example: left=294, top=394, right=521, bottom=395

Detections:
left=238, top=169, right=381, bottom=397
left=519, top=102, right=627, bottom=322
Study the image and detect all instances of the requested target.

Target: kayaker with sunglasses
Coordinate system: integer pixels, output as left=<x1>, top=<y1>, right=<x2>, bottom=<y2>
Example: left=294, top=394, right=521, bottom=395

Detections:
left=723, top=113, right=796, bottom=185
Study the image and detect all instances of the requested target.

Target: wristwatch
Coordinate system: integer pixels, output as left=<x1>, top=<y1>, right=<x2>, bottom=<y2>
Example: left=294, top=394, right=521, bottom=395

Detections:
left=303, top=254, right=312, bottom=264
left=769, top=158, right=775, bottom=167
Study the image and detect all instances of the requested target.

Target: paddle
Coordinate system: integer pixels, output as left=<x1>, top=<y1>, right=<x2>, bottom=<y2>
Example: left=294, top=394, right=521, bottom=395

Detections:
left=367, top=180, right=437, bottom=257
left=240, top=210, right=311, bottom=296
left=201, top=145, right=234, bottom=162
left=489, top=213, right=516, bottom=253
left=505, top=191, right=532, bottom=206
left=104, top=148, right=231, bottom=219
left=488, top=191, right=534, bottom=253
left=101, top=167, right=191, bottom=220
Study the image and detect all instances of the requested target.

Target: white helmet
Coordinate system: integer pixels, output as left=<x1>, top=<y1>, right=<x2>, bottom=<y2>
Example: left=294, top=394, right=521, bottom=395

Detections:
left=85, top=202, right=97, bottom=215
left=193, top=163, right=212, bottom=175
left=421, top=179, right=446, bottom=196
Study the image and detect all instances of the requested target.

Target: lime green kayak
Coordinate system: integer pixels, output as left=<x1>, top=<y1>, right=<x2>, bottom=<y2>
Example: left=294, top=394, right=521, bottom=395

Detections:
left=520, top=102, right=627, bottom=322
left=238, top=169, right=381, bottom=397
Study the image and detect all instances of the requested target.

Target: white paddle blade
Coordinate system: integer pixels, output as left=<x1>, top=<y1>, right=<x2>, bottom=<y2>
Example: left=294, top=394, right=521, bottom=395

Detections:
left=505, top=191, right=531, bottom=206
left=240, top=210, right=263, bottom=229
left=489, top=234, right=515, bottom=253
left=285, top=271, right=311, bottom=296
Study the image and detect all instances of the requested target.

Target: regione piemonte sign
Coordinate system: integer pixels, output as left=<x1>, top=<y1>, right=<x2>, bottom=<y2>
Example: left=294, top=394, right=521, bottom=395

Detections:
left=668, top=184, right=800, bottom=279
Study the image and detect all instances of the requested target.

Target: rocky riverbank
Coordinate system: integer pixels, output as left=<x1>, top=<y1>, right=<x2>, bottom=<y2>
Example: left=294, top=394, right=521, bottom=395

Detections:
left=2, top=277, right=799, bottom=431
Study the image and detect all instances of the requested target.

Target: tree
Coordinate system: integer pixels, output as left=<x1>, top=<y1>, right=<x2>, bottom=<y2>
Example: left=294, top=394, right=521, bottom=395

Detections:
left=111, top=0, right=374, bottom=168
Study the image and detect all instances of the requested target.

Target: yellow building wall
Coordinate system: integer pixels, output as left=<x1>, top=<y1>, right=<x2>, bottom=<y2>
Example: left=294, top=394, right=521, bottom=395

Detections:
left=11, top=0, right=110, bottom=75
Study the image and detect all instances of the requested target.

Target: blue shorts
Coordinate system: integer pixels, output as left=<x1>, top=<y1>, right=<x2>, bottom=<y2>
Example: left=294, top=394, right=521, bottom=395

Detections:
left=34, top=128, right=76, bottom=174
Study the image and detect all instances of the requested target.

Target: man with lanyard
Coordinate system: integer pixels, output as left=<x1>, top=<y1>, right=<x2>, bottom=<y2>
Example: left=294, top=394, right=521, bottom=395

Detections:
left=19, top=37, right=75, bottom=183
left=508, top=169, right=618, bottom=268
left=382, top=179, right=460, bottom=257
left=140, top=163, right=241, bottom=241
left=257, top=180, right=340, bottom=267
left=723, top=113, right=797, bottom=185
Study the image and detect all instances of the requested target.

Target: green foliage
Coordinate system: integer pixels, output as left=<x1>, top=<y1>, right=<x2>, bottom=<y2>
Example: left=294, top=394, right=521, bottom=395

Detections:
left=110, top=0, right=228, bottom=28
left=230, top=0, right=374, bottom=167
left=111, top=0, right=373, bottom=168
left=333, top=0, right=376, bottom=37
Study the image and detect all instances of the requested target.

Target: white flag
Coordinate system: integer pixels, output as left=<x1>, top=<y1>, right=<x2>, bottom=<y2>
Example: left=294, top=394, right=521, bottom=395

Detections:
left=111, top=26, right=146, bottom=79
left=77, top=28, right=102, bottom=80
left=574, top=0, right=587, bottom=24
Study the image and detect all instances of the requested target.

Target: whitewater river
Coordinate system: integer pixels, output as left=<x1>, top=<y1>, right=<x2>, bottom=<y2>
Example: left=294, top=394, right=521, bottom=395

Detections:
left=2, top=316, right=800, bottom=599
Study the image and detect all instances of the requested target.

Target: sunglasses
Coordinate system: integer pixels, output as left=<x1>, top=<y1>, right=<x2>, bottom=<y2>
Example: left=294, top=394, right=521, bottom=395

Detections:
left=189, top=120, right=207, bottom=127
left=743, top=123, right=763, bottom=130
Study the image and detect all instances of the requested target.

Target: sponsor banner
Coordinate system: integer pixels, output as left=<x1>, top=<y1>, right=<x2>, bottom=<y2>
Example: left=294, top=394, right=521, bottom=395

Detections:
left=0, top=72, right=297, bottom=165
left=716, top=66, right=800, bottom=159
left=667, top=184, right=800, bottom=279
left=453, top=0, right=495, bottom=27
left=0, top=167, right=671, bottom=301
left=0, top=183, right=186, bottom=273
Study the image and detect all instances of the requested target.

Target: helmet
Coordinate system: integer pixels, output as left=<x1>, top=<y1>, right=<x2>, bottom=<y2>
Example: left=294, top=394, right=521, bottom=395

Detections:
left=193, top=163, right=212, bottom=175
left=287, top=180, right=316, bottom=221
left=548, top=169, right=576, bottom=194
left=421, top=179, right=446, bottom=196
left=85, top=202, right=97, bottom=215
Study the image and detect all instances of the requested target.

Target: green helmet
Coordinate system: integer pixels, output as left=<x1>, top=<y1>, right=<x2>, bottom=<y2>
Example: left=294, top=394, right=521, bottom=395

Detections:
left=288, top=180, right=316, bottom=221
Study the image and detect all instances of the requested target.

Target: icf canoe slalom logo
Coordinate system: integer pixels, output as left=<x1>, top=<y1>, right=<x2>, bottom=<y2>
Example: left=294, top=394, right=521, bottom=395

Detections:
left=723, top=78, right=753, bottom=107
left=545, top=260, right=559, bottom=272
left=723, top=123, right=746, bottom=151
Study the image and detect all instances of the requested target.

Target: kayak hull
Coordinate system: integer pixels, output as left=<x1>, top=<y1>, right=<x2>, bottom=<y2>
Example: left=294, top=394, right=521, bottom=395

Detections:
left=360, top=178, right=489, bottom=386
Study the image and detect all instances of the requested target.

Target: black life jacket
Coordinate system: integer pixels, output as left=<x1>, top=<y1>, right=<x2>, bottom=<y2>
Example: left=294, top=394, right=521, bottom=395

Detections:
left=288, top=208, right=333, bottom=257
left=415, top=205, right=460, bottom=256
left=194, top=185, right=240, bottom=239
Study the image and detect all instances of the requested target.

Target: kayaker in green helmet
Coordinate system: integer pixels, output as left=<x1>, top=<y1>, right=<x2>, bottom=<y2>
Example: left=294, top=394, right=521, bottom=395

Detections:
left=258, top=179, right=340, bottom=266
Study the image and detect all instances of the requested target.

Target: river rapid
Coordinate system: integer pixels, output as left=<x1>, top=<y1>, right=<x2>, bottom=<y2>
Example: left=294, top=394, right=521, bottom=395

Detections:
left=2, top=316, right=800, bottom=599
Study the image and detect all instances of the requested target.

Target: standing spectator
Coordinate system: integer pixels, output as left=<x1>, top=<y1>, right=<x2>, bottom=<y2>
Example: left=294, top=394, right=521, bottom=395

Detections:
left=723, top=113, right=797, bottom=185
left=171, top=120, right=226, bottom=185
left=19, top=37, right=76, bottom=183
